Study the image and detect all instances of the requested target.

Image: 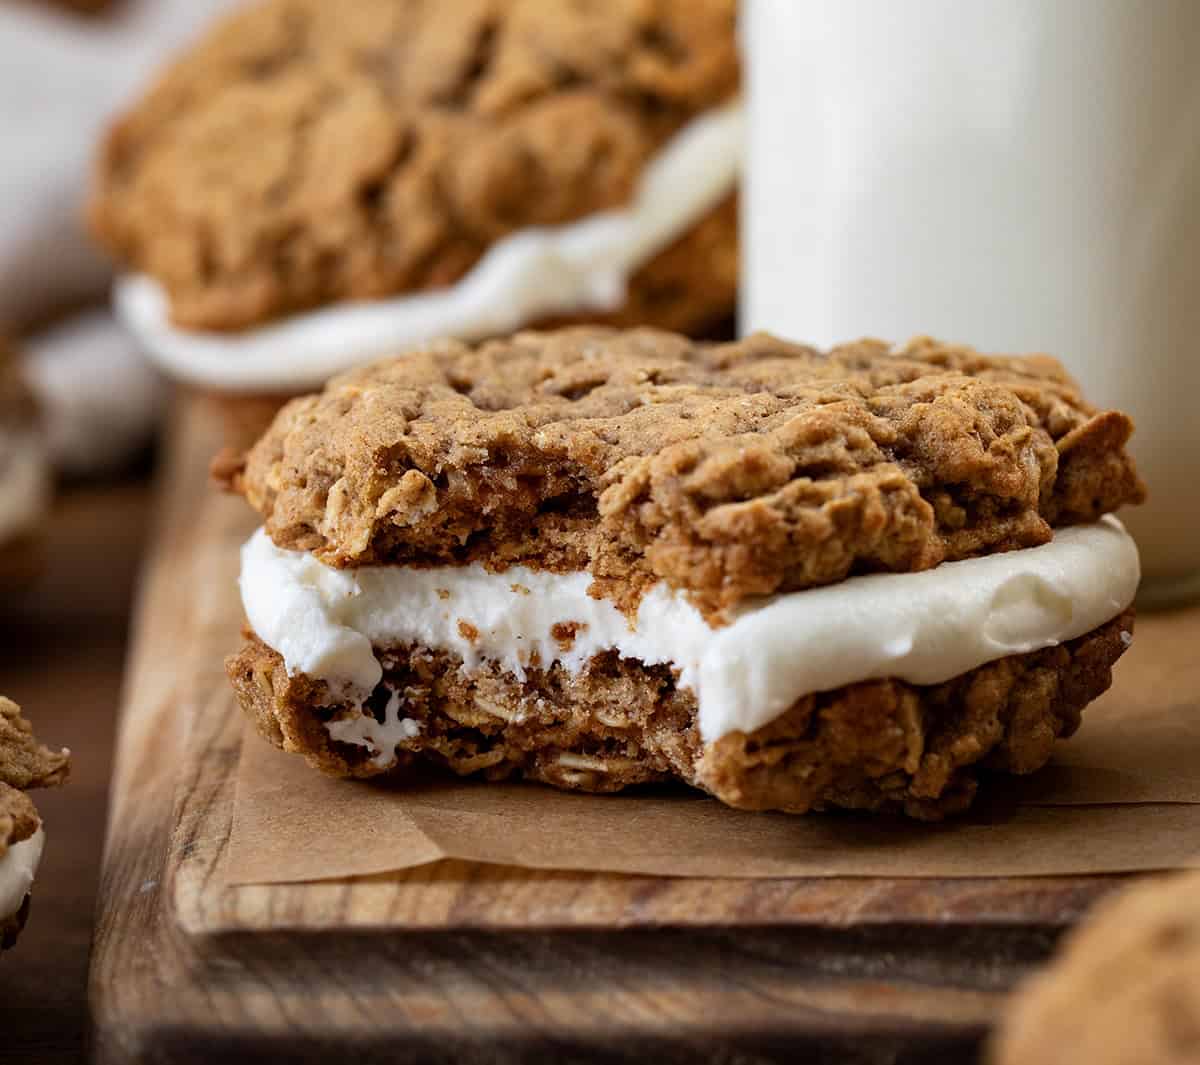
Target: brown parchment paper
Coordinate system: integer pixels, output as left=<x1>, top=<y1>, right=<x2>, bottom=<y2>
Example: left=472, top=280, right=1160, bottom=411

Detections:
left=225, top=604, right=1200, bottom=885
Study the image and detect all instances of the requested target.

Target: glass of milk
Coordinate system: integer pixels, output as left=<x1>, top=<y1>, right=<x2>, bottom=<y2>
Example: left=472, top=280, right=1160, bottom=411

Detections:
left=743, top=0, right=1200, bottom=606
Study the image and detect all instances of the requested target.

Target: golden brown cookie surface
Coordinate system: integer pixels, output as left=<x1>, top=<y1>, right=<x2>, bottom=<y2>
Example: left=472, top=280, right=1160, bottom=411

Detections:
left=223, top=329, right=1145, bottom=619
left=90, top=0, right=738, bottom=333
left=0, top=697, right=70, bottom=796
left=992, top=871, right=1200, bottom=1065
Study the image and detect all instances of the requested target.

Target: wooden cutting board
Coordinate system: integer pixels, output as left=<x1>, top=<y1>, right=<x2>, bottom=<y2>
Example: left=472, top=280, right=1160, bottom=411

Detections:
left=89, top=395, right=1137, bottom=1065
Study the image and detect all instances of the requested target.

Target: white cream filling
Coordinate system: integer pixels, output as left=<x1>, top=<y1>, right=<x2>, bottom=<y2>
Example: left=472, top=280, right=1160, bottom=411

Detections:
left=240, top=517, right=1139, bottom=755
left=0, top=428, right=51, bottom=544
left=115, top=101, right=743, bottom=393
left=0, top=827, right=43, bottom=924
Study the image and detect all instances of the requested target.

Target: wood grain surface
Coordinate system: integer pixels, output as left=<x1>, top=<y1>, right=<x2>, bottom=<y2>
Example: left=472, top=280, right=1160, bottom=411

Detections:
left=89, top=396, right=1143, bottom=1065
left=1, top=479, right=152, bottom=1065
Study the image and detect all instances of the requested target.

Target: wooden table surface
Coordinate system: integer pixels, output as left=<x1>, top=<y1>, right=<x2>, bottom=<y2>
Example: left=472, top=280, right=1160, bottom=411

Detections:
left=86, top=399, right=1166, bottom=1065
left=0, top=477, right=153, bottom=1064
left=0, top=456, right=1187, bottom=1064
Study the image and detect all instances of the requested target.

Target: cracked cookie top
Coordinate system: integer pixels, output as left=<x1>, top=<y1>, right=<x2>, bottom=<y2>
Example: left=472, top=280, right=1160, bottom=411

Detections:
left=90, top=0, right=739, bottom=331
left=220, top=328, right=1146, bottom=619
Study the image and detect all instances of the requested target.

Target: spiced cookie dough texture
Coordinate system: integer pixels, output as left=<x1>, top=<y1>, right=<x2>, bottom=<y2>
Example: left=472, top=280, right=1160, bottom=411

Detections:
left=0, top=697, right=69, bottom=951
left=91, top=0, right=741, bottom=390
left=991, top=872, right=1200, bottom=1065
left=222, top=328, right=1146, bottom=817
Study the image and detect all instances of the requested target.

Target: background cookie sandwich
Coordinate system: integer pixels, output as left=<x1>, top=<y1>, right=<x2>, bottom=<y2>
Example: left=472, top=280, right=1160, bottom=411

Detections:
left=89, top=0, right=740, bottom=406
left=0, top=341, right=52, bottom=589
left=1, top=697, right=69, bottom=951
left=222, top=328, right=1144, bottom=818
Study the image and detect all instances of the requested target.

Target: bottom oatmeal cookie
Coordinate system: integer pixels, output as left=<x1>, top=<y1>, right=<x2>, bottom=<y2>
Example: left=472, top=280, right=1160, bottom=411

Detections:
left=228, top=611, right=1133, bottom=820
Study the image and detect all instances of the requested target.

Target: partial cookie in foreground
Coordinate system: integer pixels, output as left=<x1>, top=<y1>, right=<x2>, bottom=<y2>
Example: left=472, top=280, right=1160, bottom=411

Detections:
left=91, top=0, right=740, bottom=397
left=221, top=328, right=1145, bottom=817
left=991, top=872, right=1200, bottom=1065
left=0, top=697, right=70, bottom=952
left=0, top=341, right=52, bottom=589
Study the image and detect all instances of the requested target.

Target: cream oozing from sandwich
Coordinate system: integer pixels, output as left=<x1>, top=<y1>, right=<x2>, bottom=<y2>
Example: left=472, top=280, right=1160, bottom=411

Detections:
left=0, top=827, right=44, bottom=924
left=239, top=517, right=1140, bottom=759
left=115, top=101, right=743, bottom=393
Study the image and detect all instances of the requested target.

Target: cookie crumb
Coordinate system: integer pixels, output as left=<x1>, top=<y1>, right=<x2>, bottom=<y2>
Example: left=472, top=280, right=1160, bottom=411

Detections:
left=457, top=620, right=479, bottom=643
left=550, top=621, right=586, bottom=651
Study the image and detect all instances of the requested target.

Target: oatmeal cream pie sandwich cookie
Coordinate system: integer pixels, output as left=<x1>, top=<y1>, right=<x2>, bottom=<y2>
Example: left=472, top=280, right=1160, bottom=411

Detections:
left=91, top=0, right=741, bottom=402
left=0, top=697, right=69, bottom=951
left=221, top=328, right=1145, bottom=818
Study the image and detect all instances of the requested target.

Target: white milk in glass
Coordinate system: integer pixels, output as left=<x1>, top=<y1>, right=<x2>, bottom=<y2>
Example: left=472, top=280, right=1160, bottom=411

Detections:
left=744, top=0, right=1200, bottom=603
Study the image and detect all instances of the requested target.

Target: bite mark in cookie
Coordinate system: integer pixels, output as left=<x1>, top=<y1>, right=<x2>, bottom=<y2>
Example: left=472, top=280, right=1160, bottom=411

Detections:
left=237, top=518, right=1138, bottom=746
left=229, top=611, right=1134, bottom=819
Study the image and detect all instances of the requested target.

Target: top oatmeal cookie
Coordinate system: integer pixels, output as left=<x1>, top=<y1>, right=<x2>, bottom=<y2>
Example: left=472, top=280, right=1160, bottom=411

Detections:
left=89, top=0, right=739, bottom=332
left=219, top=328, right=1145, bottom=619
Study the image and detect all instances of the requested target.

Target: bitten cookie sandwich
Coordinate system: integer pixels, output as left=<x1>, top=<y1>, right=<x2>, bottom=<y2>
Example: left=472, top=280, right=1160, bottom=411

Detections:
left=0, top=697, right=69, bottom=951
left=991, top=872, right=1200, bottom=1065
left=221, top=329, right=1145, bottom=818
left=90, top=0, right=740, bottom=395
left=0, top=341, right=52, bottom=586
